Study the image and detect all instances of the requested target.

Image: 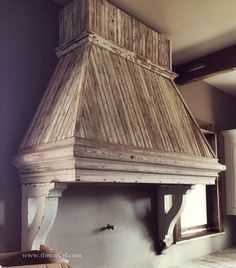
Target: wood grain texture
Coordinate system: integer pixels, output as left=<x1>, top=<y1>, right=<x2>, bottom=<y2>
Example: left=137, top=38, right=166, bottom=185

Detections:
left=21, top=41, right=215, bottom=159
left=56, top=33, right=176, bottom=80
left=59, top=0, right=88, bottom=44
left=76, top=44, right=213, bottom=157
left=15, top=33, right=226, bottom=185
left=59, top=0, right=171, bottom=69
left=14, top=137, right=224, bottom=184
left=20, top=43, right=90, bottom=148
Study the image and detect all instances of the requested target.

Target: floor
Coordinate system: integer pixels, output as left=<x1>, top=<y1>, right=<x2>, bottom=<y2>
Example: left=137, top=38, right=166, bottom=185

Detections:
left=171, top=248, right=236, bottom=268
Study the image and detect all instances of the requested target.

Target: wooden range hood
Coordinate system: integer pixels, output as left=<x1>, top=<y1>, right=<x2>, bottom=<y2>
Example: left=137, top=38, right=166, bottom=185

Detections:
left=13, top=0, right=225, bottom=254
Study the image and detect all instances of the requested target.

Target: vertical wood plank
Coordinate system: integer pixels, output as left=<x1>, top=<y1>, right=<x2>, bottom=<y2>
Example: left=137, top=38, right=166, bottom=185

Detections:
left=59, top=0, right=170, bottom=69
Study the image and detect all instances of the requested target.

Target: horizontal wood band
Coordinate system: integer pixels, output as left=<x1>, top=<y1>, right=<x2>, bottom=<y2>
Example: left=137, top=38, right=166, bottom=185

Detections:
left=75, top=170, right=216, bottom=185
left=14, top=138, right=224, bottom=185
left=56, top=33, right=177, bottom=80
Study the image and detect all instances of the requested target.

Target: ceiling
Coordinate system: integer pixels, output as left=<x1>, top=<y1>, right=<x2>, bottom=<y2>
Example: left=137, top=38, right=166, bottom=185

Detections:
left=205, top=71, right=236, bottom=97
left=53, top=0, right=236, bottom=97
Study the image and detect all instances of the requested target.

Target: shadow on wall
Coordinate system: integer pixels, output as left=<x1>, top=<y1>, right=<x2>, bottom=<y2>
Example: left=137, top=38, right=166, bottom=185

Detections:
left=179, top=80, right=236, bottom=250
left=179, top=80, right=236, bottom=131
left=0, top=0, right=60, bottom=252
left=0, top=201, right=5, bottom=251
left=210, top=88, right=236, bottom=130
left=47, top=185, right=159, bottom=268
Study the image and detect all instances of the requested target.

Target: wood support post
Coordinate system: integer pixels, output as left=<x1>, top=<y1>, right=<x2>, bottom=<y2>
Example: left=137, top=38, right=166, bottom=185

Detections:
left=156, top=185, right=193, bottom=253
left=21, top=182, right=67, bottom=251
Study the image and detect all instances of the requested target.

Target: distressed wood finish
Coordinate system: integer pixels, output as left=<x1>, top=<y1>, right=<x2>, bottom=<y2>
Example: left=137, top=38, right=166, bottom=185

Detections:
left=13, top=0, right=227, bottom=254
left=156, top=185, right=193, bottom=253
left=59, top=0, right=171, bottom=69
left=59, top=0, right=88, bottom=44
left=14, top=0, right=226, bottom=252
left=56, top=34, right=176, bottom=80
left=15, top=0, right=225, bottom=186
left=13, top=138, right=225, bottom=184
left=20, top=44, right=91, bottom=148
left=21, top=183, right=67, bottom=250
left=76, top=44, right=213, bottom=157
left=21, top=40, right=214, bottom=158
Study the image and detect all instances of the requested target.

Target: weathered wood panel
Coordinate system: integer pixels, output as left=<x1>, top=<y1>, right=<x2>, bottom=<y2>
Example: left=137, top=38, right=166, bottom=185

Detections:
left=76, top=44, right=213, bottom=157
left=21, top=39, right=213, bottom=158
left=20, top=44, right=90, bottom=148
left=59, top=0, right=171, bottom=69
left=59, top=0, right=88, bottom=44
left=14, top=137, right=224, bottom=185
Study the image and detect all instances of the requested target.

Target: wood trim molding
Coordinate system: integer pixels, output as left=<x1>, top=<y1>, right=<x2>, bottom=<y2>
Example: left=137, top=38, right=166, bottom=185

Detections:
left=13, top=138, right=225, bottom=185
left=56, top=33, right=177, bottom=80
left=21, top=182, right=67, bottom=250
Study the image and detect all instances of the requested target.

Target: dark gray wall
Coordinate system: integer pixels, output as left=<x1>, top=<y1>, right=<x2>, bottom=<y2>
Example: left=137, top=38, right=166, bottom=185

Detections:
left=0, top=0, right=60, bottom=252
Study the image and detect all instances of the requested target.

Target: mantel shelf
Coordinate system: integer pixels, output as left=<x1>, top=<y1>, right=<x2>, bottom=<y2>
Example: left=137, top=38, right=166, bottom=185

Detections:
left=13, top=138, right=224, bottom=185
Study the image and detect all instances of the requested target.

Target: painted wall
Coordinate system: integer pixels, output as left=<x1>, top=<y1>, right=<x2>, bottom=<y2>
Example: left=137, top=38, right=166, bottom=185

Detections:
left=0, top=0, right=60, bottom=252
left=179, top=81, right=236, bottom=130
left=2, top=1, right=236, bottom=267
left=47, top=183, right=236, bottom=268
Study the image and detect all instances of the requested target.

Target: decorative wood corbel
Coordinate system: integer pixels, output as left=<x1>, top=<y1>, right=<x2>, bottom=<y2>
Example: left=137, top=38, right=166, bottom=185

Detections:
left=21, top=182, right=67, bottom=251
left=156, top=185, right=194, bottom=253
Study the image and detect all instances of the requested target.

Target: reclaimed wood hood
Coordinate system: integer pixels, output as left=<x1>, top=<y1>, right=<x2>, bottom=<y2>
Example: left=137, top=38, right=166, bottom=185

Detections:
left=13, top=0, right=225, bottom=254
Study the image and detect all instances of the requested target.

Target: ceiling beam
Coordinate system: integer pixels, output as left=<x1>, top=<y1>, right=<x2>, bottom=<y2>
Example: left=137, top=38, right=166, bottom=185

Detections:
left=174, top=45, right=236, bottom=85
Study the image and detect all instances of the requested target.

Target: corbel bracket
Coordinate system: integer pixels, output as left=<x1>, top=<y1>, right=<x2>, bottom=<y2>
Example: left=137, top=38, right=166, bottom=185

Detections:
left=21, top=182, right=67, bottom=251
left=156, top=185, right=194, bottom=253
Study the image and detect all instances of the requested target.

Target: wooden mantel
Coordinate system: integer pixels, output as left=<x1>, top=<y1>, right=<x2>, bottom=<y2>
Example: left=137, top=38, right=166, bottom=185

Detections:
left=13, top=0, right=225, bottom=254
